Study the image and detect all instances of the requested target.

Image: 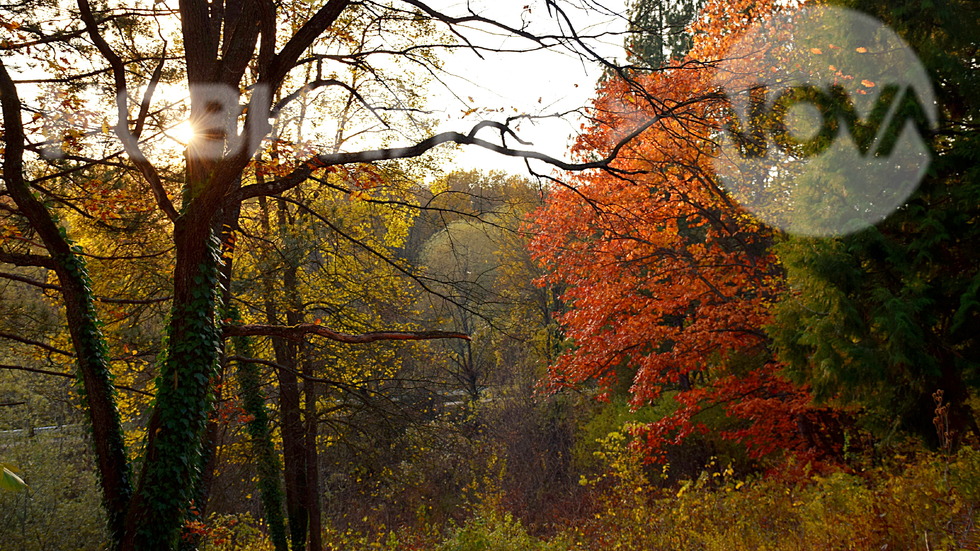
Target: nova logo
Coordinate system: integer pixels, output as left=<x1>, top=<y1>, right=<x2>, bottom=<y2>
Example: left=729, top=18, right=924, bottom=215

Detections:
left=711, top=6, right=937, bottom=237
left=725, top=83, right=932, bottom=160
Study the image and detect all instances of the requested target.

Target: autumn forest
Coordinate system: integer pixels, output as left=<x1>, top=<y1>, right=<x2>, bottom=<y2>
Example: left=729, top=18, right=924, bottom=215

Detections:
left=0, top=0, right=978, bottom=549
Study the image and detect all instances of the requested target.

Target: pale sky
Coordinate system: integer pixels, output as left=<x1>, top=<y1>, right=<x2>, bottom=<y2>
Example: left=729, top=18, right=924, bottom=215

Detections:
left=427, top=0, right=629, bottom=175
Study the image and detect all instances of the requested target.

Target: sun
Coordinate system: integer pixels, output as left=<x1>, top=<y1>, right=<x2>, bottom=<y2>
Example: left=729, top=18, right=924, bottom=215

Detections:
left=167, top=120, right=196, bottom=146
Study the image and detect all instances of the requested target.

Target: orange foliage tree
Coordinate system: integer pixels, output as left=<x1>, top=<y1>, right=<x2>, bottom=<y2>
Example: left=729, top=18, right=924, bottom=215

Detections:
left=529, top=0, right=834, bottom=464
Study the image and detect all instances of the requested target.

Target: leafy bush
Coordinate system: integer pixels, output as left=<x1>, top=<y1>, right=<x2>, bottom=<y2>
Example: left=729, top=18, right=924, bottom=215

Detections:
left=193, top=513, right=274, bottom=551
left=437, top=513, right=570, bottom=551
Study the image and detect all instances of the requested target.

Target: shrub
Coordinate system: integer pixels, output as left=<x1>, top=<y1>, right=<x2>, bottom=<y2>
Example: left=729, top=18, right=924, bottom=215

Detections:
left=562, top=443, right=980, bottom=551
left=437, top=512, right=571, bottom=551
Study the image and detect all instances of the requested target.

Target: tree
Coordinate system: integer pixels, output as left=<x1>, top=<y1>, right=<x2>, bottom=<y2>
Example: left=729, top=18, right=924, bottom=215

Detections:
left=770, top=0, right=980, bottom=446
left=231, top=161, right=426, bottom=551
left=529, top=0, right=826, bottom=463
left=0, top=1, right=644, bottom=549
left=418, top=170, right=554, bottom=403
left=624, top=0, right=704, bottom=69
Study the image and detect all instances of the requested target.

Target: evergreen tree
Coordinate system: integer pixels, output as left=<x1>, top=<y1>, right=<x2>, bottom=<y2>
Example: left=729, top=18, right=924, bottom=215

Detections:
left=772, top=0, right=980, bottom=445
left=625, top=0, right=704, bottom=68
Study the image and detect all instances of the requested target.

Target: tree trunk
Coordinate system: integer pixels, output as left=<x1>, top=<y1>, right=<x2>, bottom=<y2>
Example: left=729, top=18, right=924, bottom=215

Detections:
left=273, top=334, right=309, bottom=551
left=304, top=361, right=323, bottom=551
left=0, top=59, right=132, bottom=542
left=119, top=203, right=224, bottom=550
left=258, top=195, right=311, bottom=550
left=232, top=334, right=290, bottom=551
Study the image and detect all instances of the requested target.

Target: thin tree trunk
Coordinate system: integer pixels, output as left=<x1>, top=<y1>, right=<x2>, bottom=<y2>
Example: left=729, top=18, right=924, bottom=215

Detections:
left=258, top=195, right=310, bottom=551
left=274, top=333, right=309, bottom=551
left=304, top=361, right=323, bottom=551
left=232, top=334, right=290, bottom=551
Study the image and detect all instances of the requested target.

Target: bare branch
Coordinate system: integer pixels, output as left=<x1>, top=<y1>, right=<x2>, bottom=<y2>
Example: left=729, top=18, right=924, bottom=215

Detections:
left=261, top=0, right=352, bottom=88
left=0, top=331, right=74, bottom=358
left=272, top=79, right=390, bottom=128
left=223, top=323, right=470, bottom=343
left=0, top=271, right=60, bottom=291
left=76, top=0, right=178, bottom=222
left=133, top=49, right=167, bottom=139
left=467, top=120, right=534, bottom=145
left=0, top=364, right=153, bottom=397
left=275, top=195, right=493, bottom=325
left=0, top=251, right=56, bottom=269
left=232, top=109, right=673, bottom=202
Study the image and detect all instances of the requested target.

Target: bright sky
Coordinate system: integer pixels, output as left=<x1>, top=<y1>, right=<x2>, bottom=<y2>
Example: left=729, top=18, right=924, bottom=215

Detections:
left=6, top=0, right=629, bottom=177
left=427, top=0, right=629, bottom=175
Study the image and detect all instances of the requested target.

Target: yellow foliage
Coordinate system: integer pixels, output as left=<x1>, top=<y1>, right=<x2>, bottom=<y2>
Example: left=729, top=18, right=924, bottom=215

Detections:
left=563, top=443, right=980, bottom=551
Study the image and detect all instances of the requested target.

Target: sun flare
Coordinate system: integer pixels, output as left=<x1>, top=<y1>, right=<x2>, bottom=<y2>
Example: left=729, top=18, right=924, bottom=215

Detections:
left=168, top=120, right=196, bottom=145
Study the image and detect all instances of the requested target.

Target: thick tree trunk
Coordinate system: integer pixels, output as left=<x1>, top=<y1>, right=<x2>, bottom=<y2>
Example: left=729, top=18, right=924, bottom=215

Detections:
left=119, top=205, right=224, bottom=551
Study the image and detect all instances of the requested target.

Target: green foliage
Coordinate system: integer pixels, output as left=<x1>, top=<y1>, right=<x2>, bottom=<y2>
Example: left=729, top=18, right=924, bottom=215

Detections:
left=1, top=464, right=27, bottom=492
left=771, top=0, right=980, bottom=442
left=574, top=394, right=754, bottom=484
left=195, top=513, right=275, bottom=551
left=624, top=0, right=704, bottom=69
left=571, top=397, right=664, bottom=474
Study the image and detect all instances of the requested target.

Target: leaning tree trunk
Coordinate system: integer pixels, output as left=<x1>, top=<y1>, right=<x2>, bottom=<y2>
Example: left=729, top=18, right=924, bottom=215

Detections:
left=0, top=59, right=133, bottom=543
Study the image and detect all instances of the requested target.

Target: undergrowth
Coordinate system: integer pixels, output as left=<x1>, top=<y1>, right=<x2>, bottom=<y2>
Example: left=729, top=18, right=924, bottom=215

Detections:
left=193, top=441, right=980, bottom=551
